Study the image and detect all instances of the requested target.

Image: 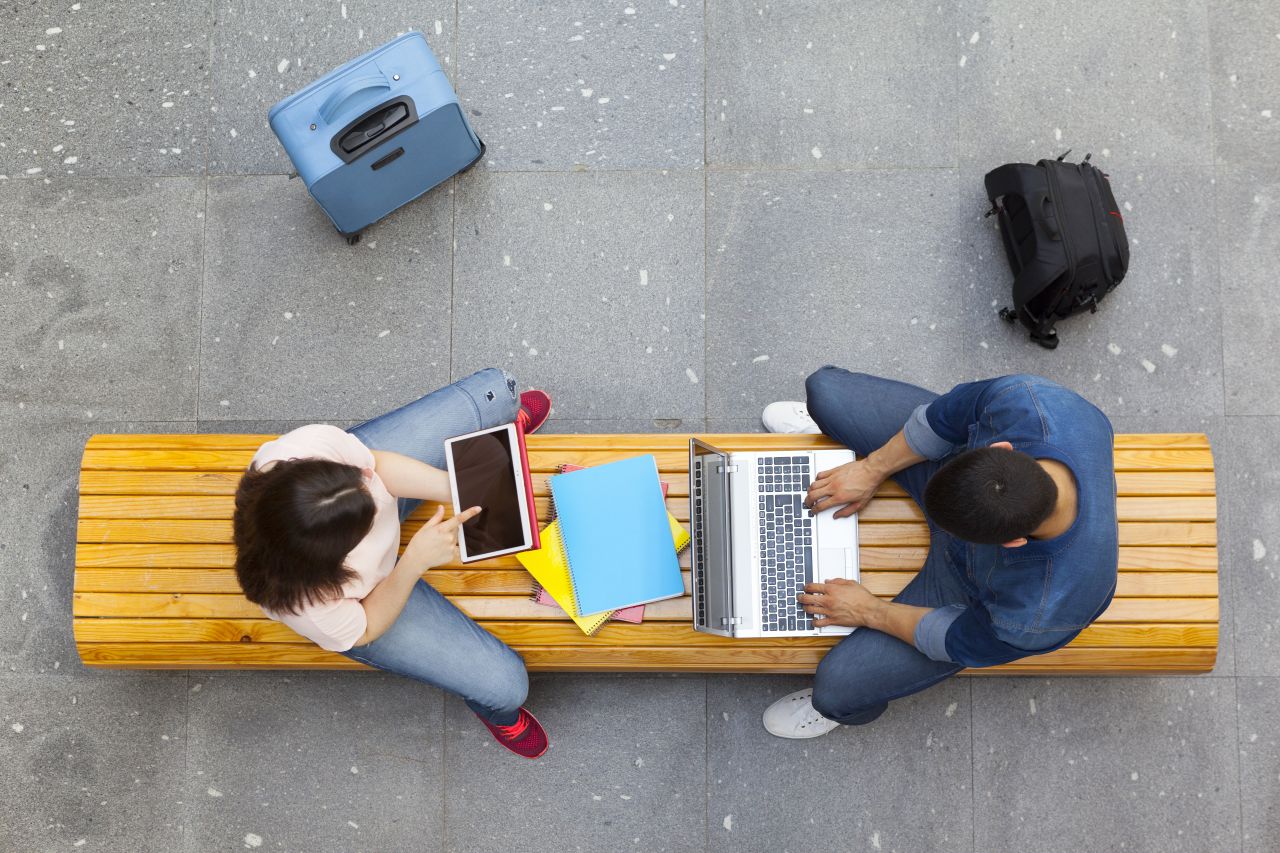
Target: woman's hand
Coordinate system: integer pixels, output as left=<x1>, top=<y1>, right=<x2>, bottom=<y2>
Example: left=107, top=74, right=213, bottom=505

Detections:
left=402, top=505, right=482, bottom=570
left=797, top=578, right=885, bottom=628
left=804, top=459, right=884, bottom=518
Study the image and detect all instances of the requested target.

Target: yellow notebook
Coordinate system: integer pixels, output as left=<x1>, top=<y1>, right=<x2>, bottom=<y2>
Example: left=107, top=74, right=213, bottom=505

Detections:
left=517, top=517, right=691, bottom=636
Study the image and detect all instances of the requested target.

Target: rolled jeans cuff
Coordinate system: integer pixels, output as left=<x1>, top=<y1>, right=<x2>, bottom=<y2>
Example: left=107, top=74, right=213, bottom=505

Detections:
left=913, top=604, right=966, bottom=662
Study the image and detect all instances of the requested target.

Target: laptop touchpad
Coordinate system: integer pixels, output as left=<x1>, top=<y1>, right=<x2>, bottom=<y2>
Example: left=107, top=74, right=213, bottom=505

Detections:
left=818, top=548, right=853, bottom=581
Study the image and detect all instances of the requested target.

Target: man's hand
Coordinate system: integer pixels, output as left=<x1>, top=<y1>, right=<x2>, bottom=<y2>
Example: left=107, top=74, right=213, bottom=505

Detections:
left=402, top=505, right=482, bottom=570
left=804, top=459, right=884, bottom=518
left=797, top=578, right=885, bottom=628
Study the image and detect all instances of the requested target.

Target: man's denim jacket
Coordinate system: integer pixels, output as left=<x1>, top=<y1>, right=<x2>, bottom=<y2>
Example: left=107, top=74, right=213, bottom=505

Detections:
left=906, top=375, right=1119, bottom=667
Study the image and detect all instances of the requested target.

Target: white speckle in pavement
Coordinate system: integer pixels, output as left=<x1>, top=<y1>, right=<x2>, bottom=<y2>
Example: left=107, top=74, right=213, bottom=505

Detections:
left=969, top=31, right=980, bottom=44
left=350, top=766, right=359, bottom=774
left=1102, top=148, right=1111, bottom=157
left=752, top=354, right=769, bottom=363
left=638, top=269, right=649, bottom=285
left=219, top=400, right=230, bottom=407
left=277, top=59, right=290, bottom=74
left=1253, top=539, right=1267, bottom=561
left=1124, top=201, right=1133, bottom=211
left=26, top=167, right=43, bottom=174
left=229, top=129, right=238, bottom=138
left=624, top=7, right=636, bottom=14
left=811, top=146, right=822, bottom=159
left=63, top=156, right=78, bottom=164
left=10, top=722, right=23, bottom=733
left=36, top=45, right=46, bottom=51
left=1141, top=359, right=1156, bottom=373
left=73, top=841, right=85, bottom=848
left=283, top=311, right=294, bottom=320
left=592, top=793, right=602, bottom=801
left=207, top=788, right=223, bottom=797
left=435, top=20, right=443, bottom=36
left=1161, top=343, right=1178, bottom=357
left=959, top=55, right=967, bottom=67
left=341, top=3, right=347, bottom=19
left=685, top=368, right=699, bottom=383
left=1054, top=127, right=1063, bottom=141
left=979, top=340, right=989, bottom=349
left=663, top=53, right=676, bottom=61
left=945, top=702, right=957, bottom=717
left=1130, top=771, right=1140, bottom=781
left=162, top=101, right=174, bottom=108
left=1029, top=698, right=1037, bottom=715
left=46, top=27, right=63, bottom=35
left=871, top=831, right=882, bottom=849
left=1108, top=342, right=1122, bottom=355
left=377, top=330, right=390, bottom=338
left=1262, top=110, right=1273, bottom=119
left=348, top=821, right=359, bottom=829
left=503, top=255, right=511, bottom=266
left=244, top=834, right=263, bottom=849
left=723, top=815, right=734, bottom=831
left=248, top=69, right=256, bottom=78
left=598, top=97, right=610, bottom=104
left=543, top=202, right=553, bottom=211
left=580, top=88, right=593, bottom=98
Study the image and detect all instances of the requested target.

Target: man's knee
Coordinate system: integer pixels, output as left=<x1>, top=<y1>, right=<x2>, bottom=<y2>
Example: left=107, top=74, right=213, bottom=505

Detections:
left=805, top=366, right=869, bottom=427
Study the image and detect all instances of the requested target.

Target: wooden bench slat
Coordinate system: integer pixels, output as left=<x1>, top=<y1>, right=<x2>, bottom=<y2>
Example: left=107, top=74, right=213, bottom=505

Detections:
left=77, top=492, right=1219, bottom=525
left=73, top=590, right=1219, bottom=624
left=72, top=565, right=1217, bottom=600
left=72, top=617, right=1219, bottom=650
left=84, top=432, right=1214, bottom=451
left=71, top=641, right=1217, bottom=673
left=79, top=468, right=1218, bottom=499
left=79, top=446, right=1216, bottom=473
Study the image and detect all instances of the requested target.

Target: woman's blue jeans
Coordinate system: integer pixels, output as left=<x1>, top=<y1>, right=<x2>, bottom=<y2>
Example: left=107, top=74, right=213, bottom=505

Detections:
left=804, top=366, right=973, bottom=726
left=341, top=368, right=527, bottom=726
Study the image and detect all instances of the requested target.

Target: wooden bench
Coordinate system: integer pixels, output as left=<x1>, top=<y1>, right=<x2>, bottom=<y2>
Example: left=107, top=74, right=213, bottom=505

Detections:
left=73, top=433, right=1219, bottom=674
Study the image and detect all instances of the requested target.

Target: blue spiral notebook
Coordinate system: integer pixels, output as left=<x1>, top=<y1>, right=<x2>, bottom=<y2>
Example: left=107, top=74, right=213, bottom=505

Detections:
left=549, top=455, right=685, bottom=616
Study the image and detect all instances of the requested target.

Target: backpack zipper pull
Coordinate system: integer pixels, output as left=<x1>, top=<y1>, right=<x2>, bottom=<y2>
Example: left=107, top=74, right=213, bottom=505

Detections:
left=1056, top=148, right=1072, bottom=161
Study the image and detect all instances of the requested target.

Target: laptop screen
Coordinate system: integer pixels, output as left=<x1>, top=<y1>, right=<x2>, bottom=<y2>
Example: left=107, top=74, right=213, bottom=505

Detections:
left=690, top=439, right=735, bottom=632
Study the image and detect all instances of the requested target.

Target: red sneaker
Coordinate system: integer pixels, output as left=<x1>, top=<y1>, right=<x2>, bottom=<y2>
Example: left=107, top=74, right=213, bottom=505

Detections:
left=516, top=390, right=552, bottom=434
left=481, top=707, right=548, bottom=759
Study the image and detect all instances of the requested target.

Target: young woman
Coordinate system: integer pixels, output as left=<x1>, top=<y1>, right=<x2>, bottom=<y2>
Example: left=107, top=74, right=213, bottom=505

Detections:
left=233, top=368, right=552, bottom=759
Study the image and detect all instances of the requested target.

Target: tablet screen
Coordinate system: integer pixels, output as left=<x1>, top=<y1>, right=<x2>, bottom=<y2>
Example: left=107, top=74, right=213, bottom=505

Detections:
left=450, top=428, right=527, bottom=556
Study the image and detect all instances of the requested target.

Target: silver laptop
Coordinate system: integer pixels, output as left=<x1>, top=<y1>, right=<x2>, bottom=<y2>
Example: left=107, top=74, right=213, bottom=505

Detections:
left=690, top=438, right=859, bottom=638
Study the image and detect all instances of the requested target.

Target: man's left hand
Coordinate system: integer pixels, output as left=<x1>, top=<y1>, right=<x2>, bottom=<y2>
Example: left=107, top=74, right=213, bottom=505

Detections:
left=797, top=578, right=884, bottom=628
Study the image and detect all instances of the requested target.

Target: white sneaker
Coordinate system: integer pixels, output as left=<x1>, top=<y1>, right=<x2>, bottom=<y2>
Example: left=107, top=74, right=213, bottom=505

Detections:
left=762, top=688, right=840, bottom=739
left=761, top=401, right=821, bottom=435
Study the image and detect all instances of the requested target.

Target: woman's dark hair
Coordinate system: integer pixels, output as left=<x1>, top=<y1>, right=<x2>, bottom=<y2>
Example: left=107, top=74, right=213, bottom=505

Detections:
left=233, top=458, right=376, bottom=614
left=922, top=447, right=1058, bottom=545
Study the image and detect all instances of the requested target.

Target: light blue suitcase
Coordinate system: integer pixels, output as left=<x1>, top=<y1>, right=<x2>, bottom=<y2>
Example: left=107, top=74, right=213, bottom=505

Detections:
left=269, top=32, right=484, bottom=244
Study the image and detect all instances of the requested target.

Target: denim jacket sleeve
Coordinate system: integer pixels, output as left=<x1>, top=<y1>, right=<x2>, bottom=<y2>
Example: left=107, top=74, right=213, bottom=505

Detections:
left=902, top=377, right=1011, bottom=461
left=939, top=606, right=1072, bottom=667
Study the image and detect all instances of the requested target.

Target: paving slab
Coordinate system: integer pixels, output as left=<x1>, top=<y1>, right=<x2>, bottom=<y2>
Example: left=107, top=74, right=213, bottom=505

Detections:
left=208, top=2, right=454, bottom=174
left=707, top=0, right=956, bottom=169
left=0, top=418, right=195, bottom=676
left=0, top=178, right=204, bottom=423
left=705, top=169, right=968, bottom=419
left=956, top=165, right=1222, bottom=418
left=199, top=175, right=453, bottom=421
left=0, top=1, right=209, bottom=177
left=972, top=677, right=1241, bottom=853
left=184, top=673, right=445, bottom=852
left=457, top=0, right=703, bottom=171
left=1217, top=166, right=1280, bottom=416
left=452, top=170, right=705, bottom=421
left=957, top=0, right=1213, bottom=170
left=1220, top=418, right=1280, bottom=677
left=0, top=674, right=188, bottom=851
left=443, top=674, right=707, bottom=853
left=1237, top=677, right=1280, bottom=852
left=1209, top=2, right=1280, bottom=166
left=707, top=675, right=973, bottom=853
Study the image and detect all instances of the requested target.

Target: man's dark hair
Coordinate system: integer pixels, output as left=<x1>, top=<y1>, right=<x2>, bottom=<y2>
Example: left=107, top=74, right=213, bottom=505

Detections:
left=923, top=447, right=1058, bottom=545
left=233, top=458, right=375, bottom=614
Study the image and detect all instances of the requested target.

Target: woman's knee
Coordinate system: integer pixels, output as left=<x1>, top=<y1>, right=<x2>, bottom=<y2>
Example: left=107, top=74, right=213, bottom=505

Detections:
left=471, top=647, right=529, bottom=712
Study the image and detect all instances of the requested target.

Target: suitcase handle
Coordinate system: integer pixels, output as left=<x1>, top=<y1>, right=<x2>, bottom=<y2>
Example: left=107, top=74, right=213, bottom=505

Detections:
left=319, top=74, right=391, bottom=124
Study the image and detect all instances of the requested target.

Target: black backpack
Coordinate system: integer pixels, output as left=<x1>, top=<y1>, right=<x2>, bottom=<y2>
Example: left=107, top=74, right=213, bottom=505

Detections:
left=984, top=152, right=1130, bottom=349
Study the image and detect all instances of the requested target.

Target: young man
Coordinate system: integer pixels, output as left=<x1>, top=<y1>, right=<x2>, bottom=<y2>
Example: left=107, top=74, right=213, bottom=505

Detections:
left=759, top=368, right=1118, bottom=738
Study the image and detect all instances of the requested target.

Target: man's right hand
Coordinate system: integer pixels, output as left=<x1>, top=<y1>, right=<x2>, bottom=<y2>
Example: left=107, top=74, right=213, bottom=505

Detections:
left=804, top=459, right=883, bottom=519
left=403, top=505, right=482, bottom=570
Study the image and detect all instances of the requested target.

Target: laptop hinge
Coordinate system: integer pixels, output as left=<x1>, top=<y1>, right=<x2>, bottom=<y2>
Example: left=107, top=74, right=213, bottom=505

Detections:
left=720, top=617, right=744, bottom=626
left=716, top=464, right=739, bottom=474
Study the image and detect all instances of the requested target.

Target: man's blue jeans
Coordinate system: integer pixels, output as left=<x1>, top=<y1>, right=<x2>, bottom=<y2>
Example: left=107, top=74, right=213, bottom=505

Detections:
left=341, top=368, right=527, bottom=726
left=804, top=366, right=973, bottom=726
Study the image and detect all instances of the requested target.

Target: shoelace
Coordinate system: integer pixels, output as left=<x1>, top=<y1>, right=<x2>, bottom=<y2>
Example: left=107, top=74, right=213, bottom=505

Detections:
left=494, top=712, right=530, bottom=740
left=515, top=408, right=530, bottom=429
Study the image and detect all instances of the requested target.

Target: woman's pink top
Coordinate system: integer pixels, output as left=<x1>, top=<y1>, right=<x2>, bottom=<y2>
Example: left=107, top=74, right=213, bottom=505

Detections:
left=250, top=425, right=400, bottom=652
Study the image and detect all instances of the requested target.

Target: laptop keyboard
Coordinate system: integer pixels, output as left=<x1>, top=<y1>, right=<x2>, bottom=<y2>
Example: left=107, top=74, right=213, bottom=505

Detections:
left=757, top=456, right=815, bottom=632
